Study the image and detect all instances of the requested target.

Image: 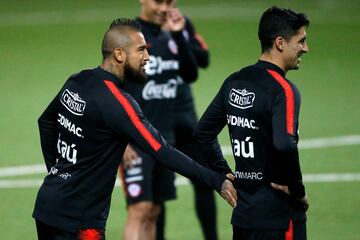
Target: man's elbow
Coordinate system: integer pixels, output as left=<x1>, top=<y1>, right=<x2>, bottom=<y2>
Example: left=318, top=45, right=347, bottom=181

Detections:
left=182, top=70, right=198, bottom=83
left=273, top=138, right=298, bottom=152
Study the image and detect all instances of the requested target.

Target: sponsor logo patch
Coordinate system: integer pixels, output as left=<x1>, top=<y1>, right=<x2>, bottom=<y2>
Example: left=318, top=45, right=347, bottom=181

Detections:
left=226, top=115, right=258, bottom=130
left=235, top=171, right=263, bottom=180
left=58, top=113, right=84, bottom=138
left=232, top=137, right=254, bottom=158
left=142, top=79, right=177, bottom=100
left=228, top=88, right=255, bottom=109
left=60, top=89, right=86, bottom=116
left=57, top=134, right=78, bottom=164
left=145, top=55, right=179, bottom=76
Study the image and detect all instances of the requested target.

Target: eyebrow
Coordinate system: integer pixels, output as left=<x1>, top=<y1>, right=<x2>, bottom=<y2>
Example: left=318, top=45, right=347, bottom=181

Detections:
left=299, top=36, right=307, bottom=42
left=137, top=45, right=146, bottom=50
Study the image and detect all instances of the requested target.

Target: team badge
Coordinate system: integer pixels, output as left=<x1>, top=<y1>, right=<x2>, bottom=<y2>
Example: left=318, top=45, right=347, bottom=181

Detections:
left=128, top=183, right=141, bottom=197
left=168, top=39, right=178, bottom=55
left=228, top=88, right=255, bottom=109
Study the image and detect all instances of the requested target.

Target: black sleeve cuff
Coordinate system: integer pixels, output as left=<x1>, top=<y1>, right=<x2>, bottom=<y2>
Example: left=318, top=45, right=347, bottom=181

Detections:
left=288, top=182, right=306, bottom=199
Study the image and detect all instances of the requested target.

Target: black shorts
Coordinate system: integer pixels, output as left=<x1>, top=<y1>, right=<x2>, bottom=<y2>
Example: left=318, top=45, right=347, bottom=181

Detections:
left=35, top=220, right=105, bottom=240
left=232, top=219, right=306, bottom=240
left=119, top=145, right=176, bottom=205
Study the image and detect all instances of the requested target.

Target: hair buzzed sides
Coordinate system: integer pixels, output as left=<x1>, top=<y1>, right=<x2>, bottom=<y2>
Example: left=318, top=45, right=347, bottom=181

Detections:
left=101, top=18, right=142, bottom=60
left=258, top=6, right=310, bottom=53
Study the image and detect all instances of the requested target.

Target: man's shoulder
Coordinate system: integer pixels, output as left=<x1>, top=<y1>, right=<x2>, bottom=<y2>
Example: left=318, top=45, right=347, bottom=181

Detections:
left=225, top=63, right=265, bottom=81
left=67, top=68, right=98, bottom=82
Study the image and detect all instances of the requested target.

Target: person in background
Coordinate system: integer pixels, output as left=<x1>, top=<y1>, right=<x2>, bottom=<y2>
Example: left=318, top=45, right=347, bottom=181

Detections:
left=118, top=1, right=209, bottom=239
left=156, top=7, right=219, bottom=240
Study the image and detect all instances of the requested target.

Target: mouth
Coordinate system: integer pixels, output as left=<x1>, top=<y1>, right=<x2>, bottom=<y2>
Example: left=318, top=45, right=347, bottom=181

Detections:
left=297, top=53, right=303, bottom=62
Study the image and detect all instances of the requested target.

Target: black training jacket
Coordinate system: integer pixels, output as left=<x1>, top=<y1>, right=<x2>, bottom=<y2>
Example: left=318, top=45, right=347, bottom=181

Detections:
left=194, top=60, right=306, bottom=229
left=122, top=18, right=198, bottom=144
left=33, top=67, right=225, bottom=233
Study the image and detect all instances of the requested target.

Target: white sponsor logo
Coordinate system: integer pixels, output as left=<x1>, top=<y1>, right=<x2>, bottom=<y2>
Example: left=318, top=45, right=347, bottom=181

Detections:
left=142, top=79, right=177, bottom=100
left=228, top=88, right=255, bottom=109
left=60, top=89, right=86, bottom=116
left=57, top=134, right=78, bottom=164
left=226, top=115, right=258, bottom=129
left=128, top=183, right=141, bottom=197
left=145, top=55, right=179, bottom=76
left=126, top=176, right=144, bottom=183
left=127, top=167, right=142, bottom=176
left=57, top=113, right=83, bottom=138
left=235, top=171, right=263, bottom=180
left=232, top=137, right=254, bottom=158
left=49, top=166, right=72, bottom=180
left=129, top=157, right=142, bottom=166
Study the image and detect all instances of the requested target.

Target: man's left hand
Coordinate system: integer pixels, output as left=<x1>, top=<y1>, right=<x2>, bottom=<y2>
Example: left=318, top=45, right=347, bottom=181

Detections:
left=220, top=179, right=237, bottom=208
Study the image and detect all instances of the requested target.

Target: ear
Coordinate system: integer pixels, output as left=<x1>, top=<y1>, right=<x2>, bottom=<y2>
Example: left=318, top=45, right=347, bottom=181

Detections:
left=274, top=36, right=285, bottom=52
left=113, top=48, right=126, bottom=63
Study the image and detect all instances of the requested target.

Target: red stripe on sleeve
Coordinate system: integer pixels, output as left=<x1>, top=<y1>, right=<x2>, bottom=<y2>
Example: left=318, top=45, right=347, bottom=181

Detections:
left=285, top=219, right=294, bottom=240
left=104, top=80, right=161, bottom=151
left=194, top=33, right=208, bottom=50
left=267, top=69, right=295, bottom=135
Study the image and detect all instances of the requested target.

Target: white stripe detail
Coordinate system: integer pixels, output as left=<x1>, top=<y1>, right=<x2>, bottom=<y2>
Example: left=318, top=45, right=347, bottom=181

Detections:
left=0, top=179, right=44, bottom=188
left=0, top=164, right=46, bottom=177
left=125, top=176, right=144, bottom=183
left=0, top=173, right=360, bottom=188
left=0, top=135, right=359, bottom=177
left=303, top=173, right=360, bottom=182
left=298, top=135, right=360, bottom=149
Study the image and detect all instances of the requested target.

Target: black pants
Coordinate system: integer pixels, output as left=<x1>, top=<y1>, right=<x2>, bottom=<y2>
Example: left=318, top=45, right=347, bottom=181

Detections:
left=36, top=220, right=105, bottom=240
left=232, top=220, right=306, bottom=240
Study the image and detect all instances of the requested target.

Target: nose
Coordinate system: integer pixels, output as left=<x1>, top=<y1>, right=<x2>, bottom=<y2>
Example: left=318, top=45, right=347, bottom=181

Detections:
left=302, top=42, right=309, bottom=53
left=144, top=49, right=150, bottom=62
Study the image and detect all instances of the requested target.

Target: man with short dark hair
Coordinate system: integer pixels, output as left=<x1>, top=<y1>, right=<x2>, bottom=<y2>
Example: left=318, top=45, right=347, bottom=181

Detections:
left=194, top=6, right=310, bottom=240
left=33, top=18, right=236, bottom=240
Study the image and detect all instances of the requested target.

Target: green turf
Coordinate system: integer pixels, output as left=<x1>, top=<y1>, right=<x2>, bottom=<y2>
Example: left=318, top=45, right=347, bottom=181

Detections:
left=1, top=0, right=360, bottom=239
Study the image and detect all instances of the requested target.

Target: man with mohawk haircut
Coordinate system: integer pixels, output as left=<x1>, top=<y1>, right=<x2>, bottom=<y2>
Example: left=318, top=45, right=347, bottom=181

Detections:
left=33, top=18, right=236, bottom=240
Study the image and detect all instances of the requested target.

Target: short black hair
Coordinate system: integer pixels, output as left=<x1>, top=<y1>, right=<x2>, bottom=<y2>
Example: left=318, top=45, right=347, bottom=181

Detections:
left=258, top=6, right=310, bottom=52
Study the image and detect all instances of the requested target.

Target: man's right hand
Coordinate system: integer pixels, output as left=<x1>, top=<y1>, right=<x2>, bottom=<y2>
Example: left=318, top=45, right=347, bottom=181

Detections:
left=271, top=182, right=309, bottom=211
left=123, top=144, right=139, bottom=169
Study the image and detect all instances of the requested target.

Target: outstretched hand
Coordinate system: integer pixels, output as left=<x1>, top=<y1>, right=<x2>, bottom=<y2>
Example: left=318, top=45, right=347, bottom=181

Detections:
left=220, top=179, right=237, bottom=208
left=271, top=183, right=309, bottom=211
